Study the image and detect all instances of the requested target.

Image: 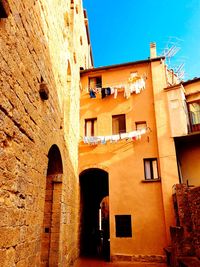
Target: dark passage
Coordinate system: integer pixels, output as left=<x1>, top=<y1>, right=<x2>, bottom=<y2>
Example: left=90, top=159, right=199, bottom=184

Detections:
left=79, top=168, right=110, bottom=261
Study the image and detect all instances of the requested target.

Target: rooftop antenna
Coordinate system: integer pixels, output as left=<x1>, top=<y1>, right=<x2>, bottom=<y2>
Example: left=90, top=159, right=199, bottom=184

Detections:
left=161, top=36, right=185, bottom=81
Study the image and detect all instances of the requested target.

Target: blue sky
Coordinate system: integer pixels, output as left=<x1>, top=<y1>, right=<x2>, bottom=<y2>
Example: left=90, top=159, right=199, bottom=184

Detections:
left=83, top=0, right=200, bottom=80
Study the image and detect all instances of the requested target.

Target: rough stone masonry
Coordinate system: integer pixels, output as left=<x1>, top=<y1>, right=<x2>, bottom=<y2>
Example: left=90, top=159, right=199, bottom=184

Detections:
left=0, top=0, right=92, bottom=266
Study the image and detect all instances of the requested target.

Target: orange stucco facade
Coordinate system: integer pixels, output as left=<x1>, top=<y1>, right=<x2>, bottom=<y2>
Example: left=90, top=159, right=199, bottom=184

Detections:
left=79, top=46, right=183, bottom=262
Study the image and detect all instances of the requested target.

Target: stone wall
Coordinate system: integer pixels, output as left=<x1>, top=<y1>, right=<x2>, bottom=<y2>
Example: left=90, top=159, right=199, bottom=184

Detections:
left=170, top=184, right=200, bottom=266
left=189, top=187, right=200, bottom=259
left=0, top=0, right=91, bottom=266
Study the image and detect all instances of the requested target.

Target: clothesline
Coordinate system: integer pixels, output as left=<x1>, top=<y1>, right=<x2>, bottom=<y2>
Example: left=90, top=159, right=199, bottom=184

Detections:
left=87, top=73, right=147, bottom=89
left=83, top=128, right=148, bottom=145
left=89, top=76, right=146, bottom=99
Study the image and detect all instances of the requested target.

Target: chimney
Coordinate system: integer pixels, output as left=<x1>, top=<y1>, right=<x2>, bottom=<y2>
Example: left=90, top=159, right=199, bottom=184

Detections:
left=150, top=42, right=157, bottom=58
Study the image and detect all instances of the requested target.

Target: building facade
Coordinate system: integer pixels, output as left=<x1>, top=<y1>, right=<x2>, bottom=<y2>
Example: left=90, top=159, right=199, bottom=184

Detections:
left=0, top=0, right=199, bottom=266
left=79, top=44, right=200, bottom=265
left=0, top=0, right=92, bottom=266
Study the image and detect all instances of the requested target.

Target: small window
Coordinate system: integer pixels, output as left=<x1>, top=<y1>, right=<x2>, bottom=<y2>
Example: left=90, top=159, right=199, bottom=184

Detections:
left=112, top=114, right=126, bottom=134
left=115, top=215, right=132, bottom=237
left=144, top=158, right=159, bottom=180
left=0, top=0, right=8, bottom=18
left=188, top=101, right=200, bottom=125
left=85, top=118, right=97, bottom=136
left=73, top=52, right=76, bottom=64
left=89, top=76, right=102, bottom=89
left=136, top=121, right=147, bottom=131
left=75, top=5, right=79, bottom=14
left=80, top=36, right=83, bottom=46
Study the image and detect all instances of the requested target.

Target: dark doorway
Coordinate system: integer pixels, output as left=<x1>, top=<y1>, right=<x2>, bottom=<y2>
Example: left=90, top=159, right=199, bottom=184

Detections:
left=79, top=168, right=110, bottom=261
left=41, top=145, right=63, bottom=266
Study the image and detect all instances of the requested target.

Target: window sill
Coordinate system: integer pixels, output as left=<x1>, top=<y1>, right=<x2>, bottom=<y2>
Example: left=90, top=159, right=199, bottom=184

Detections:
left=141, top=178, right=161, bottom=183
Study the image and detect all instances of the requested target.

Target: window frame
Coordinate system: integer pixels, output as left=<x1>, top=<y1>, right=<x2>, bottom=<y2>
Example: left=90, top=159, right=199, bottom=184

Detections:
left=112, top=114, right=126, bottom=135
left=135, top=121, right=147, bottom=131
left=89, top=76, right=102, bottom=89
left=84, top=118, right=97, bottom=137
left=188, top=100, right=200, bottom=132
left=115, top=215, right=132, bottom=238
left=143, top=158, right=159, bottom=180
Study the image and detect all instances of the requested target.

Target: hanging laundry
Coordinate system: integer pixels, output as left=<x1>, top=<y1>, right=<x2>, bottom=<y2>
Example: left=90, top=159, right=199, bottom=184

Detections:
left=83, top=136, right=89, bottom=144
left=98, top=136, right=106, bottom=144
left=105, top=87, right=111, bottom=96
left=101, top=87, right=111, bottom=98
left=114, top=88, right=118, bottom=99
left=110, top=87, right=115, bottom=95
left=120, top=133, right=129, bottom=140
left=101, top=88, right=106, bottom=99
left=110, top=134, right=120, bottom=143
left=124, top=84, right=131, bottom=99
left=82, top=128, right=147, bottom=145
left=89, top=89, right=96, bottom=98
left=94, top=87, right=101, bottom=94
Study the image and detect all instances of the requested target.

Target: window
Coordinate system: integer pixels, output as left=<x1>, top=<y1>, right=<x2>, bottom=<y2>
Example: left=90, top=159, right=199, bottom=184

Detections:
left=73, top=52, right=76, bottom=64
left=89, top=76, right=102, bottom=89
left=136, top=121, right=147, bottom=131
left=189, top=101, right=200, bottom=125
left=80, top=36, right=83, bottom=46
left=0, top=0, right=9, bottom=18
left=85, top=118, right=97, bottom=136
left=144, top=158, right=159, bottom=180
left=112, top=114, right=126, bottom=134
left=115, top=215, right=132, bottom=237
left=75, top=5, right=79, bottom=14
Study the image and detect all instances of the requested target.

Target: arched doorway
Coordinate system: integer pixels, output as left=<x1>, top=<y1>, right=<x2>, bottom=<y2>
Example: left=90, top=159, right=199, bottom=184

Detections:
left=41, top=145, right=63, bottom=266
left=79, top=168, right=110, bottom=261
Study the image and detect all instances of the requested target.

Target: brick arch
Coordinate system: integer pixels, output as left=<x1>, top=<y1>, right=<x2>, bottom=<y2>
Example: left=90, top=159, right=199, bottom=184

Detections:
left=41, top=144, right=63, bottom=266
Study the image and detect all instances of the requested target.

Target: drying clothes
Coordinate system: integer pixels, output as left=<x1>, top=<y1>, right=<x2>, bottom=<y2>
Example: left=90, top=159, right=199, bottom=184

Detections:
left=110, top=134, right=120, bottom=143
left=101, top=88, right=106, bottom=99
left=120, top=133, right=129, bottom=140
left=99, top=136, right=106, bottom=144
left=110, top=87, right=115, bottom=95
left=83, top=136, right=89, bottom=144
left=94, top=87, right=101, bottom=94
left=105, top=136, right=111, bottom=142
left=101, top=87, right=111, bottom=98
left=89, top=89, right=96, bottom=98
left=105, top=87, right=111, bottom=96
left=114, top=88, right=118, bottom=99
left=124, top=85, right=131, bottom=99
left=88, top=136, right=99, bottom=145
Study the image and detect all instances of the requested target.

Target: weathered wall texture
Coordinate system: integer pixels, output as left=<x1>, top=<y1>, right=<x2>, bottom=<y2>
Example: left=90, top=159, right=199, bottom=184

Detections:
left=0, top=0, right=91, bottom=266
left=170, top=184, right=200, bottom=266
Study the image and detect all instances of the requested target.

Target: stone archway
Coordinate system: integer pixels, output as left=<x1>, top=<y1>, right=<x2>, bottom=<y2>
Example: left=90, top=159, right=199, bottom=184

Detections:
left=41, top=145, right=63, bottom=266
left=79, top=168, right=110, bottom=261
